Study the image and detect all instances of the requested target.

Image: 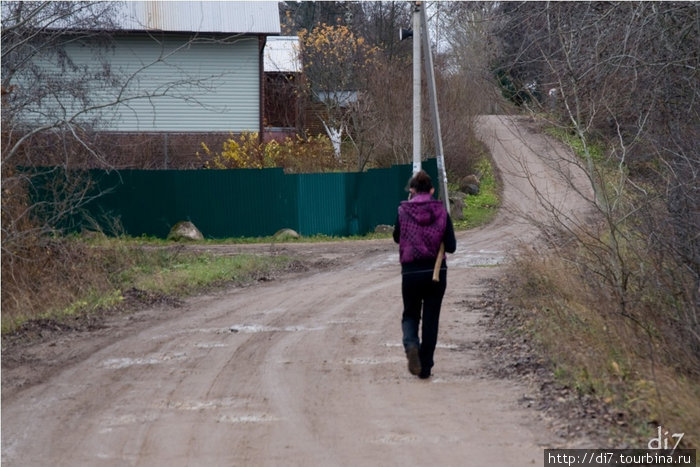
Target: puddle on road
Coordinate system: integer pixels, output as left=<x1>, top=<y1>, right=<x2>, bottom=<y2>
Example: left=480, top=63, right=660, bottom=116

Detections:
left=372, top=432, right=418, bottom=445
left=151, top=327, right=225, bottom=340
left=100, top=352, right=187, bottom=369
left=361, top=250, right=506, bottom=269
left=194, top=342, right=228, bottom=349
left=161, top=397, right=242, bottom=411
left=262, top=307, right=287, bottom=314
left=344, top=356, right=404, bottom=365
left=328, top=319, right=353, bottom=325
left=98, top=399, right=277, bottom=433
left=99, top=413, right=159, bottom=432
left=217, top=413, right=281, bottom=424
left=437, top=343, right=460, bottom=350
left=364, top=253, right=397, bottom=271
left=364, top=250, right=505, bottom=269
left=449, top=250, right=505, bottom=267
left=375, top=433, right=463, bottom=445
left=229, top=324, right=324, bottom=333
left=382, top=342, right=459, bottom=350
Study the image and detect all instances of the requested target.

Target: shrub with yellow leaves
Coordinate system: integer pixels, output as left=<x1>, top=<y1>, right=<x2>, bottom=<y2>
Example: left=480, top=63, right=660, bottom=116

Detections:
left=197, top=132, right=344, bottom=173
left=298, top=23, right=378, bottom=95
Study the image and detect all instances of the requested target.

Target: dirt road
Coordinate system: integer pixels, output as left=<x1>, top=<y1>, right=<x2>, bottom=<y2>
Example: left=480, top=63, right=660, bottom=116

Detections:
left=2, top=116, right=594, bottom=466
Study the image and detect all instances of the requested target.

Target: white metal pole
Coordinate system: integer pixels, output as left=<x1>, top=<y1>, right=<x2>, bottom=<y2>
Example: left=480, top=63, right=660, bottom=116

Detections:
left=420, top=5, right=449, bottom=210
left=412, top=2, right=421, bottom=175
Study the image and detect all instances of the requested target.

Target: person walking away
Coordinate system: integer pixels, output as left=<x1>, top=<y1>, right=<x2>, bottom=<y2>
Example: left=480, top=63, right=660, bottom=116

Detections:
left=393, top=170, right=456, bottom=379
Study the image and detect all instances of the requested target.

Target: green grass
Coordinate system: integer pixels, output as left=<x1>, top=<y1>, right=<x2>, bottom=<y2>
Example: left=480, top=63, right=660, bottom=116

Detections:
left=128, top=253, right=292, bottom=296
left=544, top=126, right=607, bottom=164
left=83, top=230, right=392, bottom=246
left=1, top=242, right=297, bottom=335
left=452, top=157, right=501, bottom=230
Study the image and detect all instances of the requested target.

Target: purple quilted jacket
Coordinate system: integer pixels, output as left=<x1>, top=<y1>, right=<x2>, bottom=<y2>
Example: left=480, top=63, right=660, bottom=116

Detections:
left=397, top=193, right=447, bottom=264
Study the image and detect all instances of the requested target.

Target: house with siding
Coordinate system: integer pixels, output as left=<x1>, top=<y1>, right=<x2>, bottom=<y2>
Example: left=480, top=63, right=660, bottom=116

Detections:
left=27, top=1, right=281, bottom=168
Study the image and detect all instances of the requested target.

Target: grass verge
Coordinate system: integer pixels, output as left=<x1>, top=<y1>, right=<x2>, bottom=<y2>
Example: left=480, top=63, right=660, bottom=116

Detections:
left=504, top=120, right=699, bottom=448
left=452, top=157, right=501, bottom=230
left=506, top=249, right=699, bottom=448
left=1, top=238, right=298, bottom=335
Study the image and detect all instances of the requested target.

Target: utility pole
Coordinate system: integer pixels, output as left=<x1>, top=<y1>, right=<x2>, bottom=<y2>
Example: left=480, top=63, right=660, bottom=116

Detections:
left=412, top=2, right=422, bottom=175
left=420, top=4, right=449, bottom=211
left=402, top=1, right=448, bottom=209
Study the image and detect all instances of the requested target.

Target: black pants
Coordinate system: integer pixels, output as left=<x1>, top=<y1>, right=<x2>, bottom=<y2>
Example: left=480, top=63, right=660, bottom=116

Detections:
left=401, top=267, right=447, bottom=374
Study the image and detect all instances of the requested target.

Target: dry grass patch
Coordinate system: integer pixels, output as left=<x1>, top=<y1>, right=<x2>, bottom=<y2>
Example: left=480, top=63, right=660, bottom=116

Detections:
left=1, top=235, right=297, bottom=334
left=507, top=244, right=699, bottom=448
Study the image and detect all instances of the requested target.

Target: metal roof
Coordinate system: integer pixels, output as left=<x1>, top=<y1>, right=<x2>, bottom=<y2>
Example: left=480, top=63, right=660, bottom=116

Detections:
left=114, top=1, right=281, bottom=34
left=264, top=36, right=301, bottom=73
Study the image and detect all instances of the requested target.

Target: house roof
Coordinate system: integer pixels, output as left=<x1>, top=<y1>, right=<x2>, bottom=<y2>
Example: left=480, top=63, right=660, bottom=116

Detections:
left=114, top=1, right=281, bottom=34
left=264, top=36, right=301, bottom=73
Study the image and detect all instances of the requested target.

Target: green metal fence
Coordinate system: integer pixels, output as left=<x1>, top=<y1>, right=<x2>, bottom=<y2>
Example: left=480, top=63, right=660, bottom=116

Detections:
left=31, top=159, right=439, bottom=238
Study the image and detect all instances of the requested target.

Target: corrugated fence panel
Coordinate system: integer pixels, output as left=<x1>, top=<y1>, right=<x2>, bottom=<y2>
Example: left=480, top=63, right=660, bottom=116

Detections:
left=354, top=159, right=438, bottom=234
left=176, top=168, right=297, bottom=238
left=90, top=168, right=297, bottom=238
left=30, top=159, right=440, bottom=238
left=355, top=167, right=396, bottom=233
left=86, top=170, right=180, bottom=237
left=296, top=173, right=349, bottom=236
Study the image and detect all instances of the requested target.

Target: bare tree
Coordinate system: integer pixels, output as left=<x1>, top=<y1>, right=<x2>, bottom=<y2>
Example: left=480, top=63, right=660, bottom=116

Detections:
left=1, top=1, right=123, bottom=266
left=1, top=2, right=122, bottom=162
left=360, top=57, right=413, bottom=167
left=441, top=1, right=499, bottom=112
left=0, top=1, right=263, bottom=284
left=280, top=1, right=354, bottom=35
left=489, top=2, right=699, bottom=366
left=352, top=1, right=412, bottom=62
left=297, top=23, right=379, bottom=161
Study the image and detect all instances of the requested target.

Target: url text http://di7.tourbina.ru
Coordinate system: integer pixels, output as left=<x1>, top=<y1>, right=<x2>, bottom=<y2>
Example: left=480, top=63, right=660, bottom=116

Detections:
left=544, top=426, right=695, bottom=466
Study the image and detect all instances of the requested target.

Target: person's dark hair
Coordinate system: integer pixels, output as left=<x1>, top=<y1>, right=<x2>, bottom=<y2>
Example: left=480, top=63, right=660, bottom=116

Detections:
left=409, top=170, right=433, bottom=193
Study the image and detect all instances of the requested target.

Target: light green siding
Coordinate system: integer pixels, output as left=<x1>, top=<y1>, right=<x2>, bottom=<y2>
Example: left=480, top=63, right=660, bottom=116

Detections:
left=64, top=34, right=260, bottom=132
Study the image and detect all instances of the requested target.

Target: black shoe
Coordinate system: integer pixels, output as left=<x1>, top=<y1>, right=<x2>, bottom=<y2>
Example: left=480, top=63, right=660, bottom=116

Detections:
left=406, top=347, right=421, bottom=375
left=418, top=370, right=431, bottom=379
